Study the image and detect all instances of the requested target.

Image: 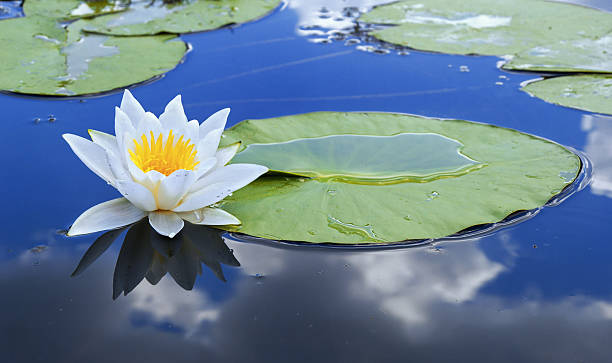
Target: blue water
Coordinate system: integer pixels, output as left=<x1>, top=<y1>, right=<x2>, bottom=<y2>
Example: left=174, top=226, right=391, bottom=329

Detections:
left=1, top=1, right=612, bottom=362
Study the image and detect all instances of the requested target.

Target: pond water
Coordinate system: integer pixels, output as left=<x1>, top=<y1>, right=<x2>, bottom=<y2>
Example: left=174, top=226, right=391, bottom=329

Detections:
left=1, top=1, right=612, bottom=362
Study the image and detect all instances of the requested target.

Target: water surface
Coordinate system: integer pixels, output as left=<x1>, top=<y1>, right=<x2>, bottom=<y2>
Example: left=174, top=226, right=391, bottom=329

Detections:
left=1, top=1, right=612, bottom=362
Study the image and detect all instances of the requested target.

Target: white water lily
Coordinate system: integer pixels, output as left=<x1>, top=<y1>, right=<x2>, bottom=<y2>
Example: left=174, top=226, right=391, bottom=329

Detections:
left=63, top=90, right=268, bottom=238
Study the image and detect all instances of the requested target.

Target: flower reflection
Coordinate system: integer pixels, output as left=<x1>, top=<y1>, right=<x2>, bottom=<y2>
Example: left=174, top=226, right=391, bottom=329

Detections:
left=72, top=221, right=239, bottom=299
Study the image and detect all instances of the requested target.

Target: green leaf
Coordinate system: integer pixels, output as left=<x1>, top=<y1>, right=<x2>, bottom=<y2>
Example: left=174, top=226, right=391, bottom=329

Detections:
left=522, top=75, right=612, bottom=115
left=217, top=112, right=580, bottom=244
left=358, top=0, right=612, bottom=57
left=24, top=0, right=129, bottom=20
left=81, top=0, right=282, bottom=36
left=0, top=16, right=187, bottom=96
left=503, top=34, right=612, bottom=73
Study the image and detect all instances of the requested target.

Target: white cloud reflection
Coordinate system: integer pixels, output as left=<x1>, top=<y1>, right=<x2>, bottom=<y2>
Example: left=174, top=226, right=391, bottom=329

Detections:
left=129, top=278, right=219, bottom=340
left=289, top=0, right=387, bottom=31
left=581, top=114, right=612, bottom=198
left=346, top=239, right=505, bottom=324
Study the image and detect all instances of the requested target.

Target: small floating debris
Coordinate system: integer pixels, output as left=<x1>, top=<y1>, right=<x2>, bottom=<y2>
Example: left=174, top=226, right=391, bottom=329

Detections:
left=30, top=245, right=48, bottom=253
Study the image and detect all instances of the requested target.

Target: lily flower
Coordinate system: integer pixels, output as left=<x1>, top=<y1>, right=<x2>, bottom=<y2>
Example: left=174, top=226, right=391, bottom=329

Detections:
left=63, top=90, right=268, bottom=238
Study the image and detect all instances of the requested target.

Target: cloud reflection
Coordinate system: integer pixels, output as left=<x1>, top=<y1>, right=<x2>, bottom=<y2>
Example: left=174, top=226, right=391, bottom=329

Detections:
left=3, top=231, right=612, bottom=361
left=581, top=114, right=612, bottom=198
left=345, top=240, right=505, bottom=324
left=290, top=0, right=385, bottom=31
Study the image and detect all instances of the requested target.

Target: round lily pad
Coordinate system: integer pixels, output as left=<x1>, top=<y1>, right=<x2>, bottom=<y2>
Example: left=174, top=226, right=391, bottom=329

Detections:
left=80, top=0, right=282, bottom=36
left=522, top=75, right=612, bottom=115
left=217, top=112, right=580, bottom=244
left=358, top=0, right=612, bottom=57
left=0, top=16, right=187, bottom=96
left=504, top=34, right=612, bottom=73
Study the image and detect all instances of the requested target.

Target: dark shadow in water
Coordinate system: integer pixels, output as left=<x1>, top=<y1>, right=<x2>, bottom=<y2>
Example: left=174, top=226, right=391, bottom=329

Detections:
left=72, top=220, right=240, bottom=299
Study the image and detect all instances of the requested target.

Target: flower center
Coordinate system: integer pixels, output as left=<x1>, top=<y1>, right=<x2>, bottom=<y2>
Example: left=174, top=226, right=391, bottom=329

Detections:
left=129, top=130, right=199, bottom=176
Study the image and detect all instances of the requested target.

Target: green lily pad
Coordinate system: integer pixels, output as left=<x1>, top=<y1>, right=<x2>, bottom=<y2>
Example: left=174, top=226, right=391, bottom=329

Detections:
left=522, top=75, right=612, bottom=115
left=358, top=0, right=612, bottom=57
left=0, top=16, right=186, bottom=96
left=24, top=0, right=129, bottom=20
left=80, top=0, right=282, bottom=36
left=217, top=112, right=580, bottom=244
left=503, top=34, right=612, bottom=73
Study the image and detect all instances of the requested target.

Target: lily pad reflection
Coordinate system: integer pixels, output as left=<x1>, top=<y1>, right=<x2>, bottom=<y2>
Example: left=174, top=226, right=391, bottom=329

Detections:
left=72, top=220, right=240, bottom=299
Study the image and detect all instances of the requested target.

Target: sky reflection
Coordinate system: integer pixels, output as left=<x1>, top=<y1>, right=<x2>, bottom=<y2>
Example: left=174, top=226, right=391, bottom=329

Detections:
left=1, top=0, right=612, bottom=362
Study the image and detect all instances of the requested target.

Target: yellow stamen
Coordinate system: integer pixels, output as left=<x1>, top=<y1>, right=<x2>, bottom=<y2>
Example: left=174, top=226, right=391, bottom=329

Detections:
left=129, top=130, right=199, bottom=176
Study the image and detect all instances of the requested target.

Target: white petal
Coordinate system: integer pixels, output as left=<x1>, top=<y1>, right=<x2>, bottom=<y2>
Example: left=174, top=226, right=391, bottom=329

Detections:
left=115, top=107, right=136, bottom=138
left=68, top=198, right=145, bottom=236
left=115, top=107, right=136, bottom=165
left=149, top=211, right=184, bottom=238
left=120, top=89, right=146, bottom=128
left=157, top=169, right=197, bottom=210
left=197, top=128, right=223, bottom=160
left=185, top=120, right=199, bottom=143
left=88, top=129, right=118, bottom=156
left=159, top=95, right=187, bottom=131
left=135, top=111, right=163, bottom=137
left=124, top=137, right=147, bottom=182
left=116, top=180, right=157, bottom=211
left=88, top=130, right=128, bottom=180
left=186, top=207, right=240, bottom=225
left=172, top=183, right=234, bottom=212
left=175, top=210, right=202, bottom=223
left=134, top=169, right=164, bottom=191
left=63, top=134, right=114, bottom=184
left=108, top=151, right=130, bottom=180
left=214, top=143, right=240, bottom=170
left=199, top=108, right=229, bottom=139
left=189, top=163, right=268, bottom=194
left=145, top=169, right=165, bottom=184
left=196, top=156, right=218, bottom=179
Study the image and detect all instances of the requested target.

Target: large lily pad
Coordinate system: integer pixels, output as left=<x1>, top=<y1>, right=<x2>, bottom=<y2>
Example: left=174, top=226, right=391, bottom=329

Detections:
left=24, top=0, right=129, bottom=20
left=503, top=34, right=612, bottom=73
left=80, top=0, right=282, bottom=36
left=0, top=16, right=186, bottom=96
left=217, top=112, right=580, bottom=244
left=522, top=75, right=612, bottom=115
left=358, top=0, right=612, bottom=57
